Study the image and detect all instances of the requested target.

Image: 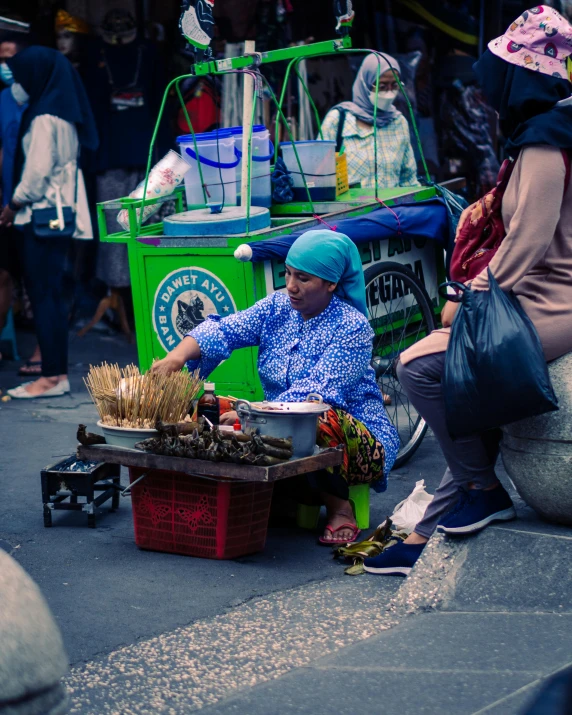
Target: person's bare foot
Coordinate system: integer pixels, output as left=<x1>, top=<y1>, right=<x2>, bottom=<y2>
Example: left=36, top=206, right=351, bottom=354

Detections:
left=321, top=509, right=358, bottom=542
left=404, top=532, right=429, bottom=545
left=319, top=493, right=357, bottom=542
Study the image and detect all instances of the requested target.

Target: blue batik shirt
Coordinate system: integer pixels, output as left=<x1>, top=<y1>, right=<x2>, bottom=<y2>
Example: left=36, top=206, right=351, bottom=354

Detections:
left=187, top=293, right=400, bottom=478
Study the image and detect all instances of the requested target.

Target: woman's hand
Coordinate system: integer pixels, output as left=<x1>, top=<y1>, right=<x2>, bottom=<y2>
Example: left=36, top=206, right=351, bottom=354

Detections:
left=441, top=300, right=460, bottom=328
left=0, top=204, right=15, bottom=228
left=151, top=337, right=202, bottom=376
left=151, top=354, right=187, bottom=376
left=219, top=410, right=238, bottom=426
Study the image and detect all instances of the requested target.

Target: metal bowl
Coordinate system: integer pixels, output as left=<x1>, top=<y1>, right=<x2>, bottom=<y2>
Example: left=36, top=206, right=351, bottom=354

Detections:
left=236, top=394, right=329, bottom=459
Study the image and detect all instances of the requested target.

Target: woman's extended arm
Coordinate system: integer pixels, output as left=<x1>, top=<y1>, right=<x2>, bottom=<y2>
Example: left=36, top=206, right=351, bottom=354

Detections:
left=152, top=336, right=201, bottom=375
left=153, top=295, right=275, bottom=377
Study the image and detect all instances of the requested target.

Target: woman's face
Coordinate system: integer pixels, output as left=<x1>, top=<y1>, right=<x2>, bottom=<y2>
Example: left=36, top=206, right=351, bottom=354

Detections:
left=285, top=265, right=337, bottom=319
left=56, top=30, right=76, bottom=57
left=371, top=69, right=399, bottom=93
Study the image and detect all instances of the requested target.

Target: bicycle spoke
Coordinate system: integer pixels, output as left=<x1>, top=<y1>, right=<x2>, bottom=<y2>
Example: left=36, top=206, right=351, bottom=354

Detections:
left=366, top=265, right=436, bottom=465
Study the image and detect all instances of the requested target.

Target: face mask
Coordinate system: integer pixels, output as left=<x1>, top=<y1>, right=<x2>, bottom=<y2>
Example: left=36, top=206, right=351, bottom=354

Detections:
left=369, top=90, right=398, bottom=112
left=0, top=62, right=13, bottom=85
left=11, top=82, right=29, bottom=106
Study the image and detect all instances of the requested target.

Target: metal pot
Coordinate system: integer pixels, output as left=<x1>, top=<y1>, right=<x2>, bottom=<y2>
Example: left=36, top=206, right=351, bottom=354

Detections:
left=236, top=394, right=330, bottom=459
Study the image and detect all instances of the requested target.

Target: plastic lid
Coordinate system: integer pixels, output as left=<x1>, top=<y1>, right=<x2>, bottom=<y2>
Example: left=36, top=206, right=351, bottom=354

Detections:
left=233, top=418, right=242, bottom=431
left=227, top=124, right=268, bottom=135
left=279, top=140, right=335, bottom=146
left=176, top=130, right=232, bottom=143
left=204, top=382, right=215, bottom=391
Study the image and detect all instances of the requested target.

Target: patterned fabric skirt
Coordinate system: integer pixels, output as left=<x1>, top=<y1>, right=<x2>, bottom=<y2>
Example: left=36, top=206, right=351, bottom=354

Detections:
left=317, top=408, right=386, bottom=491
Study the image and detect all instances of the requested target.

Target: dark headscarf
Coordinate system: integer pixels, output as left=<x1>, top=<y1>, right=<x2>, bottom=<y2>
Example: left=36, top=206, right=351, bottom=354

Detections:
left=8, top=46, right=98, bottom=152
left=473, top=49, right=572, bottom=155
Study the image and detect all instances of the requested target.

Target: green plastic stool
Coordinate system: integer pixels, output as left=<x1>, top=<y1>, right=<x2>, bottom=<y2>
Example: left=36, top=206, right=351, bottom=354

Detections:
left=296, top=483, right=370, bottom=530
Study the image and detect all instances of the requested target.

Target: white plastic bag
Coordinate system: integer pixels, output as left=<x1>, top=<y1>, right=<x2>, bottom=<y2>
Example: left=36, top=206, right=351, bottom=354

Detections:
left=388, top=479, right=434, bottom=533
left=117, top=150, right=190, bottom=231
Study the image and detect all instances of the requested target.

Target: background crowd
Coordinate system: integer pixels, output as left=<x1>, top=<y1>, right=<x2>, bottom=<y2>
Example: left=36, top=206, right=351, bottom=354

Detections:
left=0, top=0, right=571, bottom=383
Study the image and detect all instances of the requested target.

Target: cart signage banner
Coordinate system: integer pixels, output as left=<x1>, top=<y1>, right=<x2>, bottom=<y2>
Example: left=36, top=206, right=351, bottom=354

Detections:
left=153, top=267, right=236, bottom=351
left=264, top=235, right=439, bottom=304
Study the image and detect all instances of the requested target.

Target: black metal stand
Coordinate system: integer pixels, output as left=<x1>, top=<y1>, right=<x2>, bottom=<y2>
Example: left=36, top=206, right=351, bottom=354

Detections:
left=41, top=456, right=122, bottom=528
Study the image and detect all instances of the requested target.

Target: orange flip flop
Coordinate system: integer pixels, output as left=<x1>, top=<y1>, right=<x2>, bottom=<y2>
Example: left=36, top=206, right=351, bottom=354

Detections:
left=318, top=523, right=361, bottom=546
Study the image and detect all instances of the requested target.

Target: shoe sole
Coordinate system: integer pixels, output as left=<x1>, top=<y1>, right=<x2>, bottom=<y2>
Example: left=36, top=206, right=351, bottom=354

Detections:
left=8, top=389, right=70, bottom=399
left=437, top=506, right=517, bottom=535
left=363, top=565, right=411, bottom=576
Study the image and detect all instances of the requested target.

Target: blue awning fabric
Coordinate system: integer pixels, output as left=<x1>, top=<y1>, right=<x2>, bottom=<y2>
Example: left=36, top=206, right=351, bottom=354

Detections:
left=244, top=198, right=449, bottom=263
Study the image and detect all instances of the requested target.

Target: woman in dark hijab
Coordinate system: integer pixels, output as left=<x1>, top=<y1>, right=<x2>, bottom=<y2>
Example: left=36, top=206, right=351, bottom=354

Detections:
left=0, top=46, right=98, bottom=399
left=365, top=6, right=572, bottom=576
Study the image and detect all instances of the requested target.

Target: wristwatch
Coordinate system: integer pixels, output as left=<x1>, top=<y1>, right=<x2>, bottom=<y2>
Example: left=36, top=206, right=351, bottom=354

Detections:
left=8, top=199, right=21, bottom=212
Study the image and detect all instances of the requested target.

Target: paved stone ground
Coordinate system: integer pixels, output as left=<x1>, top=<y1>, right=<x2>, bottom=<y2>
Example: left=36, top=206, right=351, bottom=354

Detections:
left=1, top=328, right=571, bottom=714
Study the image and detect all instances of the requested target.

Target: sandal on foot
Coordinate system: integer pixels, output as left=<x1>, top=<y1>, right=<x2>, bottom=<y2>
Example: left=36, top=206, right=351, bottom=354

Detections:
left=18, top=361, right=42, bottom=377
left=318, top=523, right=361, bottom=546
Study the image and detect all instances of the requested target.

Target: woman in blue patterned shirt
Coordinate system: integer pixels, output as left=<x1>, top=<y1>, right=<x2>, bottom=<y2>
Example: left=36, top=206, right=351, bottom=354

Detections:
left=153, top=230, right=399, bottom=544
left=320, top=53, right=420, bottom=190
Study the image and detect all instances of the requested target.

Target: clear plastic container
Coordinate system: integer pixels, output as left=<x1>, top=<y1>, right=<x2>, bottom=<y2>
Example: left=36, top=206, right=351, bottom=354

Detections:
left=280, top=140, right=337, bottom=202
left=229, top=125, right=273, bottom=208
left=177, top=131, right=239, bottom=208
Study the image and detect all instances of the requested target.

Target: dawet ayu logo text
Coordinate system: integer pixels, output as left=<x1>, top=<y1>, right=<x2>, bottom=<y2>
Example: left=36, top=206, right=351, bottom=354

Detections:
left=152, top=267, right=236, bottom=351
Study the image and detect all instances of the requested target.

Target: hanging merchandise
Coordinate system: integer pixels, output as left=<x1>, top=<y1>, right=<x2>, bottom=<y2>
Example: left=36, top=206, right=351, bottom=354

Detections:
left=333, top=1, right=355, bottom=36
left=440, top=79, right=500, bottom=196
left=104, top=45, right=145, bottom=112
left=176, top=77, right=221, bottom=134
left=101, top=8, right=137, bottom=46
left=179, top=0, right=215, bottom=62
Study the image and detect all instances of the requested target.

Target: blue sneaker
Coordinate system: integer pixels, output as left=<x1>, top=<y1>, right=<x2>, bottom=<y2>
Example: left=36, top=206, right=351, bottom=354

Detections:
left=363, top=541, right=425, bottom=576
left=437, top=485, right=516, bottom=536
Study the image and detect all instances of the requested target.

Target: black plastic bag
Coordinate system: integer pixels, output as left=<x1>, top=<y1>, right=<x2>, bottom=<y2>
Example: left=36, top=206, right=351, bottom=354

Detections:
left=442, top=271, right=558, bottom=438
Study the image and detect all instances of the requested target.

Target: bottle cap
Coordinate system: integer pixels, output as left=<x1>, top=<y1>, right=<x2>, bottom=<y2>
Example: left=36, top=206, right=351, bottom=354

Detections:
left=233, top=418, right=242, bottom=431
left=204, top=382, right=215, bottom=391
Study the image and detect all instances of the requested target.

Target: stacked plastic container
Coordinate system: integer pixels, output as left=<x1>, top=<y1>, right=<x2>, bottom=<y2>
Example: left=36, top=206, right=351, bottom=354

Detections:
left=280, top=140, right=337, bottom=202
left=177, top=130, right=239, bottom=208
left=229, top=125, right=273, bottom=208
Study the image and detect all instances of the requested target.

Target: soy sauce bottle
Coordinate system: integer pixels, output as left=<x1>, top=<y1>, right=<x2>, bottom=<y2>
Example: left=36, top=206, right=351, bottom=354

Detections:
left=198, top=382, right=220, bottom=426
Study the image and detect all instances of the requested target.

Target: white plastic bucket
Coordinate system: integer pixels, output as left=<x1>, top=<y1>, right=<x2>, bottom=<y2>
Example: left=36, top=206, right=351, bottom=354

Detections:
left=177, top=130, right=239, bottom=207
left=230, top=125, right=273, bottom=208
left=280, top=140, right=336, bottom=202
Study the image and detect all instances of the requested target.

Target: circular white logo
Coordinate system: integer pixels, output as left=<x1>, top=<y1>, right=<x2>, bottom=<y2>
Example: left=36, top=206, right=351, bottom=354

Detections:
left=152, top=267, right=236, bottom=352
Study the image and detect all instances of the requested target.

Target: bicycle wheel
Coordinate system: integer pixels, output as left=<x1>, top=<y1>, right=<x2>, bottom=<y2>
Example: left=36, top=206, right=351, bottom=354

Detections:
left=364, top=261, right=438, bottom=468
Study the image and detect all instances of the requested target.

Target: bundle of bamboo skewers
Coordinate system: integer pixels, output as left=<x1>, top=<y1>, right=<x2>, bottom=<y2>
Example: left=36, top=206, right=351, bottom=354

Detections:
left=84, top=362, right=202, bottom=429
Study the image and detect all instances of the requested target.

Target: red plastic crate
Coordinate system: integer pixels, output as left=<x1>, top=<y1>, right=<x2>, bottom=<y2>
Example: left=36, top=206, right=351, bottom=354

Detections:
left=128, top=468, right=274, bottom=559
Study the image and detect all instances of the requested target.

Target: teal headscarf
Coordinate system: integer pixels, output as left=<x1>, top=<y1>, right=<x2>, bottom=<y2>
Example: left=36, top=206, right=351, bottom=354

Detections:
left=285, top=229, right=368, bottom=317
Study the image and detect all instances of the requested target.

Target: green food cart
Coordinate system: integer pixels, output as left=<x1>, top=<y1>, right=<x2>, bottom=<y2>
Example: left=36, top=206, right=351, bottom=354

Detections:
left=97, top=38, right=457, bottom=466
